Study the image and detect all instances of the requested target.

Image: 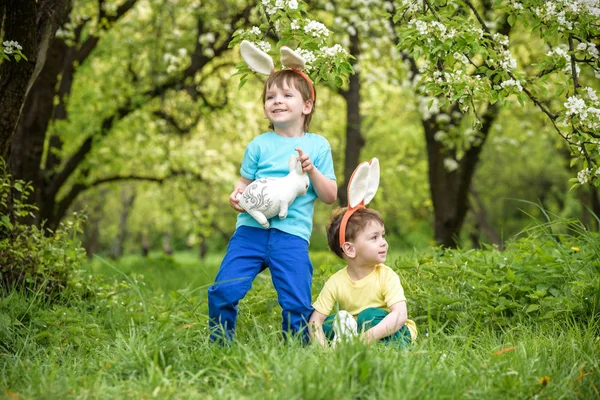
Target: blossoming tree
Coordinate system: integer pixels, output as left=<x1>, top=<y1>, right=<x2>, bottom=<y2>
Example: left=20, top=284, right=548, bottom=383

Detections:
left=237, top=0, right=599, bottom=246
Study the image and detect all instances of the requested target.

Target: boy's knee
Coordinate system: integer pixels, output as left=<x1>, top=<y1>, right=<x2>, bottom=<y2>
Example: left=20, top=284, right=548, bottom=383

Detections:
left=357, top=307, right=387, bottom=329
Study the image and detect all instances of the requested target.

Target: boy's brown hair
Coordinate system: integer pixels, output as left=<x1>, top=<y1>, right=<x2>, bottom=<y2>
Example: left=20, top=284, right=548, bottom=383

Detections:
left=326, top=207, right=385, bottom=259
left=262, top=69, right=316, bottom=133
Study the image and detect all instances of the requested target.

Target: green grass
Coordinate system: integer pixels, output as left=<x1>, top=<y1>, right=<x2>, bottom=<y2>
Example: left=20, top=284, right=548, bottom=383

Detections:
left=1, top=243, right=599, bottom=399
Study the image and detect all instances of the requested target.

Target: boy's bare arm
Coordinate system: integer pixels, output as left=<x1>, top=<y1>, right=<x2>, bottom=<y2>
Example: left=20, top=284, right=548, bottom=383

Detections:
left=295, top=147, right=337, bottom=204
left=229, top=177, right=252, bottom=212
left=362, top=301, right=408, bottom=344
left=308, top=169, right=337, bottom=204
left=308, top=310, right=329, bottom=348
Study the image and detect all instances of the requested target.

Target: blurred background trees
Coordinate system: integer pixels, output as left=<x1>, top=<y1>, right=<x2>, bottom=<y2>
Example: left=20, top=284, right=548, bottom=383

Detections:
left=2, top=0, right=599, bottom=257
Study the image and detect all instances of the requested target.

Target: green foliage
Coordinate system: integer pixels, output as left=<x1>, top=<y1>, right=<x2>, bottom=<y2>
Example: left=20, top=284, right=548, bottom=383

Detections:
left=1, top=246, right=599, bottom=398
left=393, top=217, right=600, bottom=332
left=230, top=1, right=354, bottom=88
left=0, top=160, right=87, bottom=298
left=393, top=0, right=600, bottom=184
left=0, top=40, right=28, bottom=62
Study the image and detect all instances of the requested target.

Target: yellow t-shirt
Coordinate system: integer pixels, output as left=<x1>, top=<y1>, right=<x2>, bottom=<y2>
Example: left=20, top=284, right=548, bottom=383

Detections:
left=313, top=263, right=417, bottom=340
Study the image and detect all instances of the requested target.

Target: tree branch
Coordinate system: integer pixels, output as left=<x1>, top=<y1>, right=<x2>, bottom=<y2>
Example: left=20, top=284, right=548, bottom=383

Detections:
left=54, top=169, right=204, bottom=227
left=463, top=0, right=490, bottom=34
left=568, top=34, right=581, bottom=95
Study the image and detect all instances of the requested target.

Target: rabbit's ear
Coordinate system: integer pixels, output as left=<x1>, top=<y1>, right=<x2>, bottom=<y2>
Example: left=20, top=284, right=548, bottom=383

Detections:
left=363, top=158, right=379, bottom=206
left=346, top=157, right=380, bottom=208
left=347, top=161, right=369, bottom=208
left=280, top=46, right=306, bottom=71
left=240, top=40, right=274, bottom=75
left=288, top=154, right=301, bottom=173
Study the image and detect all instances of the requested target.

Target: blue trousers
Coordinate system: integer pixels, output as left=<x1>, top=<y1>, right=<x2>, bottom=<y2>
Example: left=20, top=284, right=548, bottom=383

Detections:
left=208, top=226, right=314, bottom=342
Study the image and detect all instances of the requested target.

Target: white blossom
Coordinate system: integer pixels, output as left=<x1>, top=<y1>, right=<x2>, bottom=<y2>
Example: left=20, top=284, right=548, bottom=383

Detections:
left=564, top=96, right=587, bottom=118
left=500, top=78, right=523, bottom=91
left=304, top=20, right=330, bottom=38
left=444, top=158, right=459, bottom=172
left=256, top=40, right=271, bottom=53
left=434, top=130, right=448, bottom=141
left=320, top=44, right=348, bottom=58
left=2, top=40, right=22, bottom=54
left=577, top=168, right=591, bottom=184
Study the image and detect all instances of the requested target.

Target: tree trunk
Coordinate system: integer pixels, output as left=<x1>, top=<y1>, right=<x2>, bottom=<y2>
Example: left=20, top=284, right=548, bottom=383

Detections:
left=9, top=37, right=69, bottom=226
left=338, top=31, right=364, bottom=206
left=81, top=189, right=108, bottom=258
left=162, top=232, right=173, bottom=255
left=424, top=104, right=497, bottom=248
left=199, top=234, right=208, bottom=260
left=470, top=184, right=503, bottom=249
left=581, top=186, right=600, bottom=232
left=141, top=231, right=150, bottom=257
left=0, top=0, right=71, bottom=162
left=6, top=2, right=251, bottom=233
left=109, top=187, right=136, bottom=259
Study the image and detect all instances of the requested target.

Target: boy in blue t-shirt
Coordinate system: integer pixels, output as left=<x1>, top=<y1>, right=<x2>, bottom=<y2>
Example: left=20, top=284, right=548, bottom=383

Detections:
left=208, top=68, right=337, bottom=342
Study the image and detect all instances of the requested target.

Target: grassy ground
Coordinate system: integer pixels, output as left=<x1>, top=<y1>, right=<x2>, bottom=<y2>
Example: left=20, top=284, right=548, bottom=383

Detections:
left=1, top=247, right=599, bottom=399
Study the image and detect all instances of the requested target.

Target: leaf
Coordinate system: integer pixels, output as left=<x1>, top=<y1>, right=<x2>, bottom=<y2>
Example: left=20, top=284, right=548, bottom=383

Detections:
left=570, top=157, right=579, bottom=168
left=1, top=215, right=13, bottom=230
left=525, top=304, right=539, bottom=313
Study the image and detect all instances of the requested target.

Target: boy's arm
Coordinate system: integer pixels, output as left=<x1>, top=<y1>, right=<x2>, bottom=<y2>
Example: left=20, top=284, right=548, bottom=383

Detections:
left=308, top=310, right=329, bottom=348
left=308, top=169, right=337, bottom=204
left=229, top=177, right=252, bottom=212
left=362, top=301, right=408, bottom=344
left=295, top=147, right=337, bottom=204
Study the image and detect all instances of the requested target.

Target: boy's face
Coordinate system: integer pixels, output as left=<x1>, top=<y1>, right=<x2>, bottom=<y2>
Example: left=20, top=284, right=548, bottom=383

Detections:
left=263, top=81, right=313, bottom=130
left=350, top=221, right=388, bottom=265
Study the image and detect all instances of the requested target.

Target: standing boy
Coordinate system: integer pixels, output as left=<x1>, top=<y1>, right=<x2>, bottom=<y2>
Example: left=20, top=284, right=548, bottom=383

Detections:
left=208, top=67, right=337, bottom=343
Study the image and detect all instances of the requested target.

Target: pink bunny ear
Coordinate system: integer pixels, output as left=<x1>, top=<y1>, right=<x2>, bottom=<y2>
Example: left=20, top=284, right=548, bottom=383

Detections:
left=240, top=40, right=274, bottom=75
left=339, top=158, right=380, bottom=247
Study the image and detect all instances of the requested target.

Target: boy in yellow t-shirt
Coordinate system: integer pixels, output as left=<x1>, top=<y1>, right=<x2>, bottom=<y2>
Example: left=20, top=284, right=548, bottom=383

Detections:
left=308, top=207, right=417, bottom=347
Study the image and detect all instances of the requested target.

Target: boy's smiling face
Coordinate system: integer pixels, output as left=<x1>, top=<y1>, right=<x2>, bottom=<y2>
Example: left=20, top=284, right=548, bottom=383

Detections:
left=350, top=221, right=388, bottom=266
left=263, top=81, right=313, bottom=131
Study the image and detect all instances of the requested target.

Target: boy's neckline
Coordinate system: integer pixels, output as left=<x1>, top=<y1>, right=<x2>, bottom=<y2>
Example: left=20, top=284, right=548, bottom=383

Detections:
left=271, top=130, right=306, bottom=138
left=345, top=264, right=379, bottom=282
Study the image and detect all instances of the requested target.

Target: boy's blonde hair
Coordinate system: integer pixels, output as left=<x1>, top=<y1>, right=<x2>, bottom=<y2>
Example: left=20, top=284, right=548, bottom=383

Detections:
left=326, top=207, right=385, bottom=259
left=262, top=69, right=316, bottom=133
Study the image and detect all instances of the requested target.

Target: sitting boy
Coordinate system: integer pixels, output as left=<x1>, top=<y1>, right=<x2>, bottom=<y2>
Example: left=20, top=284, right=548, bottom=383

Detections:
left=308, top=207, right=417, bottom=347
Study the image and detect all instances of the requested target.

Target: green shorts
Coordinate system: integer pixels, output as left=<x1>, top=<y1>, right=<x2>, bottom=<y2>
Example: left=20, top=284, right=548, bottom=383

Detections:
left=322, top=307, right=412, bottom=347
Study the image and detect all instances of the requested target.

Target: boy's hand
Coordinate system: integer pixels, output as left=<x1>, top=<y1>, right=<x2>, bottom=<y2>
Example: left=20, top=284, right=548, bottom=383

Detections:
left=295, top=147, right=315, bottom=174
left=229, top=188, right=245, bottom=212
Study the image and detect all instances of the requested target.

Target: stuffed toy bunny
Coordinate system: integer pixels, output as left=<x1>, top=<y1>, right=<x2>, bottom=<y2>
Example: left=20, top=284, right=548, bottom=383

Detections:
left=331, top=310, right=358, bottom=347
left=236, top=155, right=309, bottom=229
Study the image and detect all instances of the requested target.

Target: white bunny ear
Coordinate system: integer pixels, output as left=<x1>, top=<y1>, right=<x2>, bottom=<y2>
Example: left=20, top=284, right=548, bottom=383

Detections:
left=280, top=46, right=306, bottom=71
left=363, top=158, right=379, bottom=205
left=240, top=40, right=274, bottom=75
left=288, top=154, right=302, bottom=174
left=347, top=158, right=379, bottom=208
left=347, top=162, right=369, bottom=208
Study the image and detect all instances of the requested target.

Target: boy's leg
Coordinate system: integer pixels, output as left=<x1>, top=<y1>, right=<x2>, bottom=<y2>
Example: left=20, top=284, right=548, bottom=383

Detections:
left=357, top=308, right=412, bottom=347
left=321, top=315, right=336, bottom=341
left=208, top=226, right=268, bottom=342
left=267, top=229, right=314, bottom=342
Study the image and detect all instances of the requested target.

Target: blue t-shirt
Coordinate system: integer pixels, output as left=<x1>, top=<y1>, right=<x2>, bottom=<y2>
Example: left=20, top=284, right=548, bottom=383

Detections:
left=237, top=131, right=336, bottom=242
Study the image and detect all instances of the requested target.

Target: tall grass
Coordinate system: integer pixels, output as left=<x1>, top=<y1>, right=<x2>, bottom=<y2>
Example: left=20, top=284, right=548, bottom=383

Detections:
left=1, top=215, right=599, bottom=399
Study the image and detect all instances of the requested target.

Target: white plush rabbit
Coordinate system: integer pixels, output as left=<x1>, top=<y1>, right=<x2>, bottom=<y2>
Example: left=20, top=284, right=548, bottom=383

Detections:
left=331, top=310, right=358, bottom=347
left=237, top=155, right=309, bottom=228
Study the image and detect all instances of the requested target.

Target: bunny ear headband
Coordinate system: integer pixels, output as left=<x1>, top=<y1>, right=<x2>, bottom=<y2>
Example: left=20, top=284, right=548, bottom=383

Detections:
left=240, top=40, right=315, bottom=101
left=339, top=158, right=380, bottom=248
